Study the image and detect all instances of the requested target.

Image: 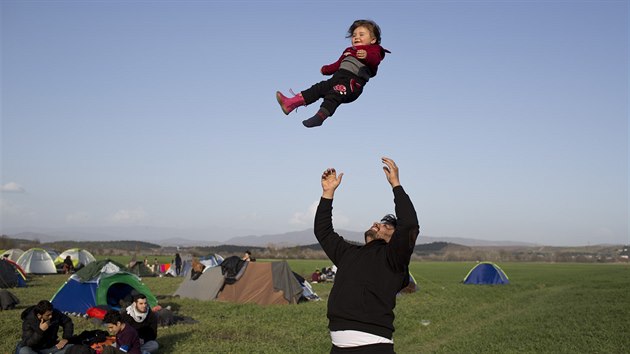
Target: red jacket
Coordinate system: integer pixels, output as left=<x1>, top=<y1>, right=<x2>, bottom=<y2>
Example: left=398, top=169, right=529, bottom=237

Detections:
left=321, top=44, right=390, bottom=77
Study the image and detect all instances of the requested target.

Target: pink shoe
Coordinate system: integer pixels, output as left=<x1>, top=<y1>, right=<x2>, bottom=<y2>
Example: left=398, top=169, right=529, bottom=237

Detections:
left=276, top=91, right=305, bottom=115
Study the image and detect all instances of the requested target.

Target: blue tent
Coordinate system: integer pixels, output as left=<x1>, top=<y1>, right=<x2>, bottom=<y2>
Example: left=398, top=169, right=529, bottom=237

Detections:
left=51, top=260, right=157, bottom=314
left=463, top=262, right=509, bottom=285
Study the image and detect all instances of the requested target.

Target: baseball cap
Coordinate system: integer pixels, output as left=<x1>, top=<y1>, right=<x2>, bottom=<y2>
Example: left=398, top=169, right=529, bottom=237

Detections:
left=380, top=214, right=397, bottom=227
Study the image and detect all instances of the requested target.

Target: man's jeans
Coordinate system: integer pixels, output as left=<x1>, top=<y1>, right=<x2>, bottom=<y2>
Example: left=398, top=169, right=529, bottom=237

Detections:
left=141, top=340, right=159, bottom=353
left=17, top=344, right=73, bottom=354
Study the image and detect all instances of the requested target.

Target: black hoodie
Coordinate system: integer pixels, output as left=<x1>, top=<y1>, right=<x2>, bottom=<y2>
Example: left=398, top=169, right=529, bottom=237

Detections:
left=20, top=305, right=74, bottom=350
left=314, top=185, right=419, bottom=339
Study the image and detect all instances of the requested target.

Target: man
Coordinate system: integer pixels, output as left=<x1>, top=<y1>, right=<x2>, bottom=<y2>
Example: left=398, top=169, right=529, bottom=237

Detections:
left=153, top=258, right=159, bottom=274
left=120, top=293, right=159, bottom=353
left=315, top=157, right=419, bottom=353
left=18, top=300, right=74, bottom=354
left=242, top=250, right=252, bottom=261
left=102, top=310, right=142, bottom=354
left=174, top=253, right=182, bottom=276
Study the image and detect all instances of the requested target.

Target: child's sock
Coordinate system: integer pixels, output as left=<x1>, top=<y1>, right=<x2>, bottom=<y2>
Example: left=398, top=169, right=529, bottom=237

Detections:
left=302, top=110, right=329, bottom=128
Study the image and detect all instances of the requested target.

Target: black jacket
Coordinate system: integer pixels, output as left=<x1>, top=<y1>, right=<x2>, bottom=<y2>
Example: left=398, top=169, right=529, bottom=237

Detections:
left=314, top=186, right=419, bottom=339
left=121, top=308, right=158, bottom=342
left=20, top=306, right=74, bottom=349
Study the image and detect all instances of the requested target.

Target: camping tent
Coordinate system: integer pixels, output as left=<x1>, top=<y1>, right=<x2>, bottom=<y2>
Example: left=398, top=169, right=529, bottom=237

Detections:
left=463, top=262, right=510, bottom=285
left=175, top=261, right=304, bottom=305
left=17, top=248, right=57, bottom=274
left=51, top=260, right=158, bottom=314
left=1, top=249, right=24, bottom=262
left=217, top=261, right=303, bottom=305
left=164, top=259, right=194, bottom=277
left=292, top=272, right=320, bottom=302
left=128, top=261, right=156, bottom=277
left=46, top=250, right=60, bottom=262
left=55, top=248, right=96, bottom=269
left=200, top=254, right=224, bottom=268
left=4, top=259, right=27, bottom=279
left=174, top=266, right=225, bottom=300
left=0, top=259, right=27, bottom=288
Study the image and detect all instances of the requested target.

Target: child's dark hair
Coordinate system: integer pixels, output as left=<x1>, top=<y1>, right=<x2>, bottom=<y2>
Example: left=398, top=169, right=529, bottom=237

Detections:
left=347, top=19, right=382, bottom=44
left=103, top=310, right=123, bottom=325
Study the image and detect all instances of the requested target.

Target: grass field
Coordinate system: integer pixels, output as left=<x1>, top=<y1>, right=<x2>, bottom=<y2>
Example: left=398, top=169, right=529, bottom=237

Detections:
left=1, top=260, right=628, bottom=353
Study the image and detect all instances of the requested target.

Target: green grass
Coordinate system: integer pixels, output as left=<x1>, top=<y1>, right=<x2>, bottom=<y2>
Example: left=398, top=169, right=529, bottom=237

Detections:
left=1, top=261, right=628, bottom=353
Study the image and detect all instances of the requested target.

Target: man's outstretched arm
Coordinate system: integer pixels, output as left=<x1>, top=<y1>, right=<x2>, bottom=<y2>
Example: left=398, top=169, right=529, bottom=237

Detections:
left=382, top=157, right=419, bottom=269
left=314, top=168, right=352, bottom=265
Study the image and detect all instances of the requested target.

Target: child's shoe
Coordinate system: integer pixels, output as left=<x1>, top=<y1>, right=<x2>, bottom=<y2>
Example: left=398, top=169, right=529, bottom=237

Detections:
left=302, top=110, right=328, bottom=128
left=276, top=91, right=305, bottom=115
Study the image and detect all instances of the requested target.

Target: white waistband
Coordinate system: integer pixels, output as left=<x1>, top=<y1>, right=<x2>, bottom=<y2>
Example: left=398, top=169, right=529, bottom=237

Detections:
left=330, top=330, right=393, bottom=348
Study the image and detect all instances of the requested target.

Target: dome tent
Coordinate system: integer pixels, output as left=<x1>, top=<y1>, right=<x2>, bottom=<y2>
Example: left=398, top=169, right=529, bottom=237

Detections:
left=54, top=248, right=96, bottom=269
left=129, top=261, right=156, bottom=277
left=51, top=259, right=157, bottom=315
left=463, top=262, right=510, bottom=285
left=1, top=249, right=24, bottom=262
left=17, top=248, right=57, bottom=274
left=0, top=259, right=26, bottom=288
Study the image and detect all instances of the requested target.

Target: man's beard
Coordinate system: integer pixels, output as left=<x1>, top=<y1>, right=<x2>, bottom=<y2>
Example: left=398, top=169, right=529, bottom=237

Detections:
left=364, top=229, right=377, bottom=242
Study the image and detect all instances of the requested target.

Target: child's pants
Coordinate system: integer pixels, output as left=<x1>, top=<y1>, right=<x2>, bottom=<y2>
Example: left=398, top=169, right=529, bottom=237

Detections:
left=301, top=70, right=366, bottom=116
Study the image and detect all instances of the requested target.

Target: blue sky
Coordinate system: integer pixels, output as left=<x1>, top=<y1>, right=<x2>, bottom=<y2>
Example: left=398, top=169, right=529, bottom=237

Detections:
left=1, top=1, right=627, bottom=246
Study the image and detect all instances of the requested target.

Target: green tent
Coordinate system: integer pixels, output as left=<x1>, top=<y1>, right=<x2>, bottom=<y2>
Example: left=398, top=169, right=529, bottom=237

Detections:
left=51, top=259, right=157, bottom=314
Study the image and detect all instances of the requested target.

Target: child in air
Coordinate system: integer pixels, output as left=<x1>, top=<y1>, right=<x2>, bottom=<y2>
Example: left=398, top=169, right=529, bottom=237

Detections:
left=276, top=19, right=390, bottom=128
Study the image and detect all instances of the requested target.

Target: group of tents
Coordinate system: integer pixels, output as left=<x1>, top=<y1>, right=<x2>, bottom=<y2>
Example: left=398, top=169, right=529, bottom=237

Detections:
left=1, top=247, right=96, bottom=275
left=49, top=256, right=319, bottom=315
left=2, top=245, right=510, bottom=321
left=49, top=258, right=508, bottom=315
left=0, top=248, right=98, bottom=289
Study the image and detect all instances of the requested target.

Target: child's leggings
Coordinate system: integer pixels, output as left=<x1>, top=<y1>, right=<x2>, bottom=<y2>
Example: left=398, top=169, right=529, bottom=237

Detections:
left=301, top=70, right=366, bottom=116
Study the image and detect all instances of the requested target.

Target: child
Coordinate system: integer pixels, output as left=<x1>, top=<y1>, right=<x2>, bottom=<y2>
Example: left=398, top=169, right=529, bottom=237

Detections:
left=276, top=19, right=390, bottom=128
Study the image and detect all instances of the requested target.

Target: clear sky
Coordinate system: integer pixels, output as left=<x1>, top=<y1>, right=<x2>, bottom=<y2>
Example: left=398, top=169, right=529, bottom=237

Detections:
left=1, top=1, right=628, bottom=246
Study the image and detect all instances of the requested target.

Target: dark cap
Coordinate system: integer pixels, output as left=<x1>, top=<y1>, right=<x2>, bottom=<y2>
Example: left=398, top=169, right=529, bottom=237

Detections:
left=380, top=214, right=397, bottom=227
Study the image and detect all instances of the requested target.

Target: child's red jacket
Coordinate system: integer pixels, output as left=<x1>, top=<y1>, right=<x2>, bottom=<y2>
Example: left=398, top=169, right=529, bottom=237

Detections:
left=321, top=44, right=390, bottom=77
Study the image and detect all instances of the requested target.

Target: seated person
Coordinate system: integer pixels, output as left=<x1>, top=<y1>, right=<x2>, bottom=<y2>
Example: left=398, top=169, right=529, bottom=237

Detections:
left=311, top=269, right=322, bottom=283
left=190, top=258, right=205, bottom=280
left=18, top=300, right=74, bottom=354
left=102, top=310, right=141, bottom=354
left=120, top=294, right=159, bottom=353
left=62, top=256, right=74, bottom=274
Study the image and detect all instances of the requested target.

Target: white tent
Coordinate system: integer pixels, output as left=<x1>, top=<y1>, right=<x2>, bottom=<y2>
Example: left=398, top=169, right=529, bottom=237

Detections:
left=1, top=249, right=24, bottom=262
left=17, top=248, right=57, bottom=274
left=55, top=248, right=96, bottom=269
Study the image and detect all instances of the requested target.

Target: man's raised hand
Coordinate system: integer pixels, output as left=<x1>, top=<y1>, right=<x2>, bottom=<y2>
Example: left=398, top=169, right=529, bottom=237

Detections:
left=321, top=168, right=343, bottom=199
left=382, top=157, right=400, bottom=188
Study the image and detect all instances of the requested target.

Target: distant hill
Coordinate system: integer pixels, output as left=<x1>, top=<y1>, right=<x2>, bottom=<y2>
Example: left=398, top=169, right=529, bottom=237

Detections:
left=223, top=229, right=535, bottom=248
left=3, top=227, right=568, bottom=248
left=9, top=232, right=63, bottom=243
left=42, top=240, right=161, bottom=252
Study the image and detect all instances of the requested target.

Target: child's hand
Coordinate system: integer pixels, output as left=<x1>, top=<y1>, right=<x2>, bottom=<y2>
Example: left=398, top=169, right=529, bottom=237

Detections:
left=356, top=49, right=367, bottom=59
